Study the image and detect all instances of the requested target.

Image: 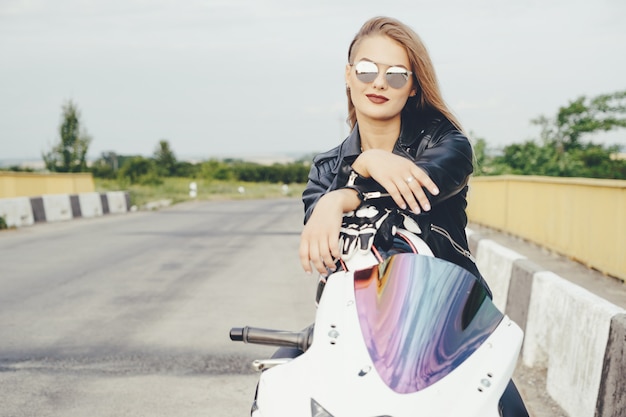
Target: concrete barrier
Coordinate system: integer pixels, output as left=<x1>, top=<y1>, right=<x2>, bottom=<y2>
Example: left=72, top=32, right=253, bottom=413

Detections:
left=467, top=229, right=626, bottom=417
left=507, top=260, right=543, bottom=335
left=523, top=272, right=623, bottom=417
left=100, top=193, right=110, bottom=214
left=596, top=313, right=626, bottom=417
left=0, top=197, right=35, bottom=227
left=69, top=195, right=82, bottom=218
left=77, top=192, right=104, bottom=218
left=0, top=191, right=129, bottom=228
left=42, top=194, right=73, bottom=222
left=475, top=239, right=526, bottom=312
left=105, top=191, right=129, bottom=214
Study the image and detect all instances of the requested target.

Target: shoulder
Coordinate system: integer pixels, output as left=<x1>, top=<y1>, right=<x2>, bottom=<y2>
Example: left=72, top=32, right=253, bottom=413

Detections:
left=311, top=129, right=360, bottom=173
left=409, top=112, right=471, bottom=157
left=425, top=115, right=458, bottom=143
left=401, top=110, right=457, bottom=147
left=424, top=113, right=470, bottom=149
left=311, top=144, right=342, bottom=177
left=312, top=144, right=341, bottom=165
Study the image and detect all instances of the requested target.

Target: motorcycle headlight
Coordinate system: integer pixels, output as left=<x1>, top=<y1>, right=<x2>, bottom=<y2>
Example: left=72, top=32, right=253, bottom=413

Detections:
left=311, top=398, right=334, bottom=417
left=310, top=398, right=394, bottom=417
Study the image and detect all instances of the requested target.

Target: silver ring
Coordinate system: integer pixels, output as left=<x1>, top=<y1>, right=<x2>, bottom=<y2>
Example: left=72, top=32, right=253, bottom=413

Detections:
left=406, top=176, right=414, bottom=184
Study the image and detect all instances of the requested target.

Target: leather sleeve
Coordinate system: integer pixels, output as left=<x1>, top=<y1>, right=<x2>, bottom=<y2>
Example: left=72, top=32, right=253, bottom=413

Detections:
left=302, top=160, right=334, bottom=224
left=302, top=146, right=352, bottom=224
left=412, top=128, right=474, bottom=207
left=302, top=152, right=382, bottom=224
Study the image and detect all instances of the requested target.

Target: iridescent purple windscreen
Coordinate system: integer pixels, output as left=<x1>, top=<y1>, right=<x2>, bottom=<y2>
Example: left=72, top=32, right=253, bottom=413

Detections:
left=354, top=254, right=503, bottom=394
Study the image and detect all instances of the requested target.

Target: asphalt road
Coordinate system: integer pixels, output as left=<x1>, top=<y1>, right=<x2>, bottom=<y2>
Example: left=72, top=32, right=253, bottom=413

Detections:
left=0, top=198, right=559, bottom=417
left=0, top=198, right=317, bottom=417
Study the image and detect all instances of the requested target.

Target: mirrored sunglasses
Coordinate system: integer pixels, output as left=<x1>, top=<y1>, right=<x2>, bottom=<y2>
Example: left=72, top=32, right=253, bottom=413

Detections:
left=352, top=60, right=413, bottom=89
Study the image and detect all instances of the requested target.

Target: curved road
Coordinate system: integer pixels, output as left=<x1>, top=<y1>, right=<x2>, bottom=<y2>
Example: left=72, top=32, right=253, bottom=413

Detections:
left=0, top=199, right=317, bottom=417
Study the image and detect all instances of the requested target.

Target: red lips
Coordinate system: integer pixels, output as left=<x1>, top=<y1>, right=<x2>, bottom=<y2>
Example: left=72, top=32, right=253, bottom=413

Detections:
left=366, top=94, right=389, bottom=104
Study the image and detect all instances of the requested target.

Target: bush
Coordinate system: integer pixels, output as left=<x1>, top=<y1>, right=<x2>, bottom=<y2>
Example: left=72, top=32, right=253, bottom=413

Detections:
left=0, top=216, right=7, bottom=230
left=118, top=156, right=159, bottom=184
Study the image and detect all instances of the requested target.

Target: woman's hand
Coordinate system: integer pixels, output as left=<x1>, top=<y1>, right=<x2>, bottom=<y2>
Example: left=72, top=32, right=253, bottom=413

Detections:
left=299, top=189, right=360, bottom=275
left=352, top=149, right=439, bottom=214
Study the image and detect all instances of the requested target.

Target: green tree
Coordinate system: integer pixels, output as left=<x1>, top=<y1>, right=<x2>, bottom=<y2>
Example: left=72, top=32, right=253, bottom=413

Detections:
left=471, top=136, right=516, bottom=176
left=43, top=100, right=92, bottom=172
left=488, top=90, right=626, bottom=179
left=153, top=140, right=177, bottom=177
left=495, top=140, right=584, bottom=176
left=471, top=136, right=492, bottom=176
left=90, top=151, right=119, bottom=179
left=535, top=90, right=626, bottom=151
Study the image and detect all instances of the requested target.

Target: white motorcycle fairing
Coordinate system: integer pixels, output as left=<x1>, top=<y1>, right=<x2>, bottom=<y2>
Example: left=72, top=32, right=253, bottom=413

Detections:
left=252, top=252, right=523, bottom=417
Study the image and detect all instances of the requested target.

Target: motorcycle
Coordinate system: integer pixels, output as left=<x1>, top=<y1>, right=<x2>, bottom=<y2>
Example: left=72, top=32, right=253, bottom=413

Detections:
left=230, top=208, right=528, bottom=417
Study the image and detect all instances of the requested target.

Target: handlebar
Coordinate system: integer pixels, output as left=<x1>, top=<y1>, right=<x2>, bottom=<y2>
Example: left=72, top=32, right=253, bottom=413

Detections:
left=229, top=325, right=314, bottom=352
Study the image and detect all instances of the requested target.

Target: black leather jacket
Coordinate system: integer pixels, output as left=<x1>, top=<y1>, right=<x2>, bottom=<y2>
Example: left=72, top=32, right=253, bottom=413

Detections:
left=302, top=112, right=488, bottom=290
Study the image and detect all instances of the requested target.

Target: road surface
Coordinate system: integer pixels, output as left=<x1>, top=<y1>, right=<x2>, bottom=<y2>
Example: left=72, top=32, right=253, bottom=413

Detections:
left=0, top=199, right=317, bottom=417
left=0, top=198, right=560, bottom=416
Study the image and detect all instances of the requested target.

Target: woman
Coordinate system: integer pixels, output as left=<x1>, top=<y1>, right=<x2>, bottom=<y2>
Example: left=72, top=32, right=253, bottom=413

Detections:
left=300, top=16, right=480, bottom=283
left=299, top=17, right=529, bottom=416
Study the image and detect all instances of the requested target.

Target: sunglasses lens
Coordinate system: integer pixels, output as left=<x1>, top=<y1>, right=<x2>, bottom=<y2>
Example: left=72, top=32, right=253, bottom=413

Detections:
left=386, top=66, right=409, bottom=89
left=354, top=61, right=378, bottom=83
left=354, top=61, right=410, bottom=89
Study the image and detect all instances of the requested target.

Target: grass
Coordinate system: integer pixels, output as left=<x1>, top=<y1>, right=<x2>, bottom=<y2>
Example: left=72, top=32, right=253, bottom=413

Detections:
left=94, top=177, right=306, bottom=208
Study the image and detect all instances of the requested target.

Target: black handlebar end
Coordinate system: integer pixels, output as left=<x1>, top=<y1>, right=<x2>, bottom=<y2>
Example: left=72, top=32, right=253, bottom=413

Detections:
left=230, top=327, right=245, bottom=342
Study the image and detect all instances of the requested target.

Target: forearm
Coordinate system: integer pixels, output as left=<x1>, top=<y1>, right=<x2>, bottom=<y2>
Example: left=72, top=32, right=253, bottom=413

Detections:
left=305, top=188, right=361, bottom=224
left=332, top=188, right=362, bottom=213
left=303, top=156, right=364, bottom=223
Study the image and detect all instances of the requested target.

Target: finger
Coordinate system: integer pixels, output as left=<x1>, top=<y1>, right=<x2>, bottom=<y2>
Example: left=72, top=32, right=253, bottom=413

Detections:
left=298, top=239, right=313, bottom=273
left=402, top=176, right=436, bottom=212
left=380, top=178, right=409, bottom=210
left=320, top=237, right=337, bottom=274
left=412, top=168, right=439, bottom=195
left=315, top=260, right=328, bottom=276
left=328, top=231, right=340, bottom=259
left=409, top=184, right=431, bottom=212
left=398, top=178, right=422, bottom=214
left=309, top=243, right=328, bottom=276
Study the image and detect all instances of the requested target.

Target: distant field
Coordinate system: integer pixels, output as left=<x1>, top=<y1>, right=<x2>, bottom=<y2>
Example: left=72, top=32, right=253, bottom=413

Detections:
left=95, top=178, right=306, bottom=208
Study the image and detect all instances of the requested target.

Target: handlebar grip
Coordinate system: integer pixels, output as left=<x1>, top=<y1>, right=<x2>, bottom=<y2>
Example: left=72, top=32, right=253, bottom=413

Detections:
left=229, top=325, right=314, bottom=352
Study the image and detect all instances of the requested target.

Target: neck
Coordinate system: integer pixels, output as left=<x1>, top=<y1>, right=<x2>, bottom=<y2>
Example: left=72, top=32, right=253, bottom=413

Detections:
left=357, top=115, right=401, bottom=152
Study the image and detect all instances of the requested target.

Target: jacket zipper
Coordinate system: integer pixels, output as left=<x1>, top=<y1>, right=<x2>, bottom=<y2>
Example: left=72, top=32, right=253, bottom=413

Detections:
left=430, top=224, right=476, bottom=263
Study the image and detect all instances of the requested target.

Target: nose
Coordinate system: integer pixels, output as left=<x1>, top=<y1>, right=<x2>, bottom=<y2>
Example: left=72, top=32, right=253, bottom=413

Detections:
left=372, top=71, right=388, bottom=90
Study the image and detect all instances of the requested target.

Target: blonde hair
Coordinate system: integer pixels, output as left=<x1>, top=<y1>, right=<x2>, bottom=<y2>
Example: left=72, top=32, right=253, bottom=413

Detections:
left=347, top=16, right=462, bottom=131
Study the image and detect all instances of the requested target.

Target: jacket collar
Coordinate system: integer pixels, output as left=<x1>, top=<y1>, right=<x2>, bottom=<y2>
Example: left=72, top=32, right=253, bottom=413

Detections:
left=342, top=124, right=362, bottom=159
left=343, top=117, right=418, bottom=158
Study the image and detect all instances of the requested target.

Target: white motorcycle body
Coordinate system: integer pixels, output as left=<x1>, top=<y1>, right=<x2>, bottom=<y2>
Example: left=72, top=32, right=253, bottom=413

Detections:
left=235, top=230, right=524, bottom=417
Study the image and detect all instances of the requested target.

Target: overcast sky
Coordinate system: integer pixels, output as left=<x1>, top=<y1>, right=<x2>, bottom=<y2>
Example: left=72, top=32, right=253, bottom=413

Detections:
left=1, top=0, right=625, bottom=161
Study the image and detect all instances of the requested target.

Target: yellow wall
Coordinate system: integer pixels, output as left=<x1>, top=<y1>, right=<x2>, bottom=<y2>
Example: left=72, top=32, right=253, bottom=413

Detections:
left=467, top=175, right=626, bottom=283
left=0, top=172, right=95, bottom=198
